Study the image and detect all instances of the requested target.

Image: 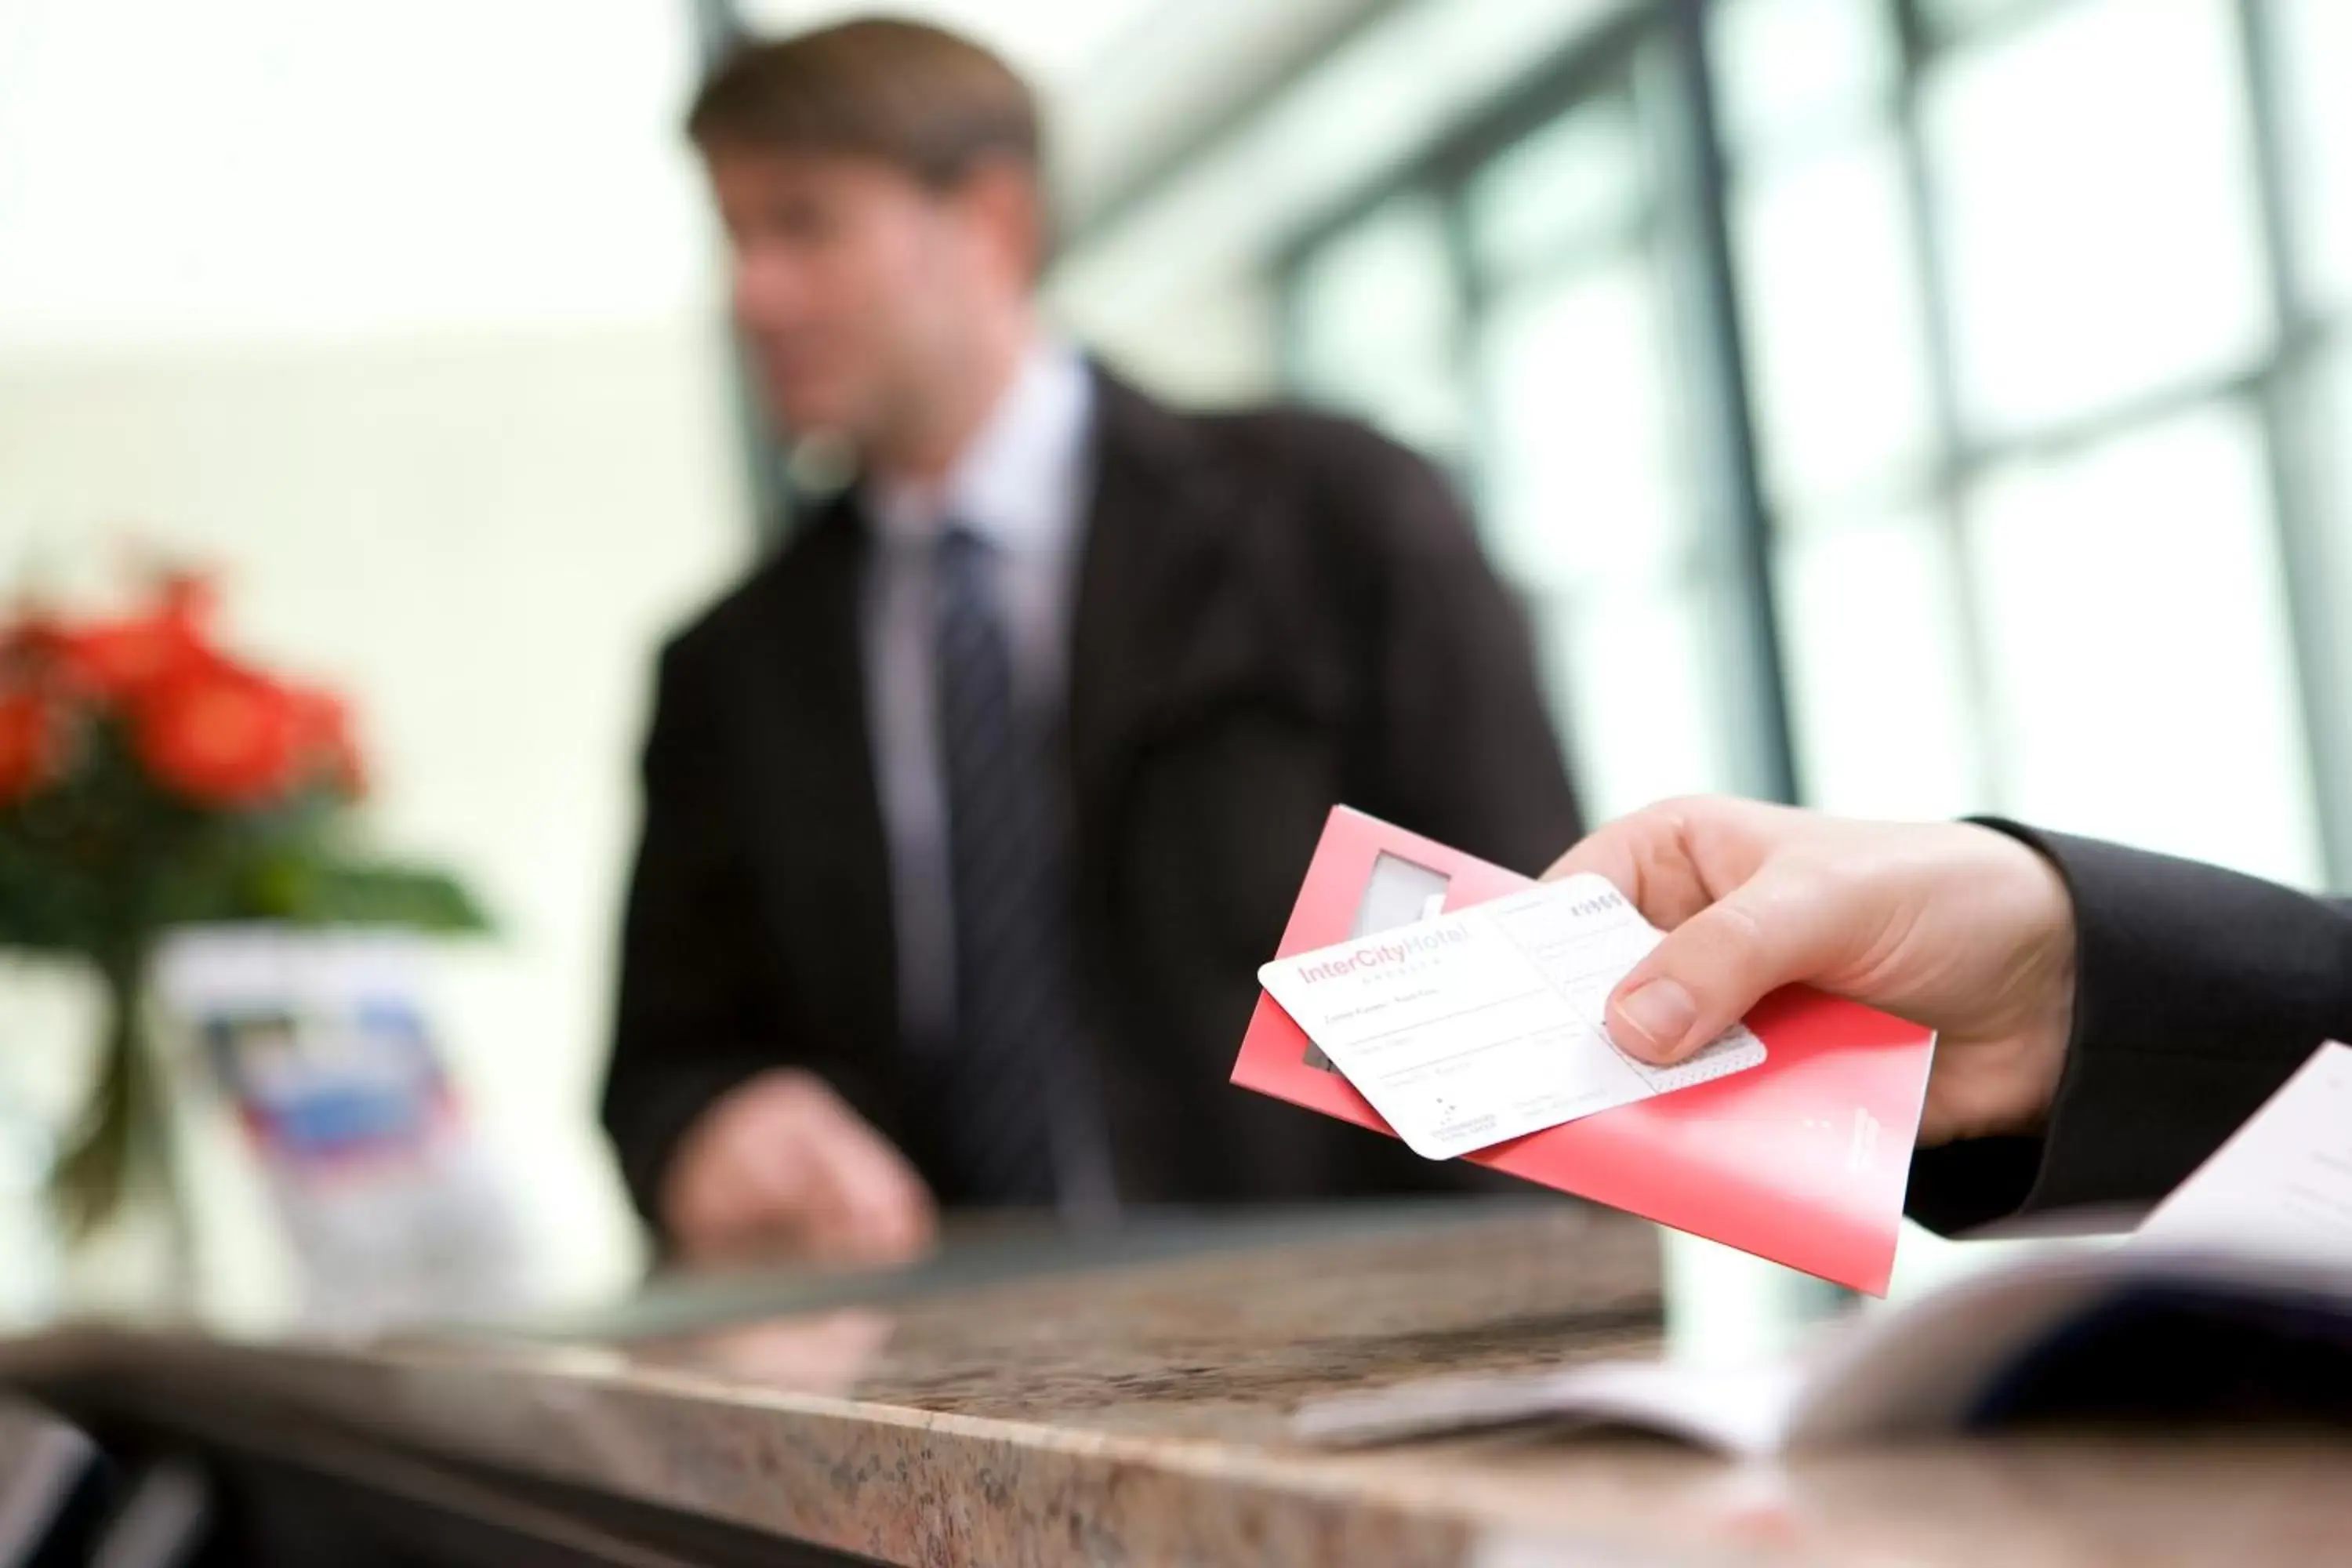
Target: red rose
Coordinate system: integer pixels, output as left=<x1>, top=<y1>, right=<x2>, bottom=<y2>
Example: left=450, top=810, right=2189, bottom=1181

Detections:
left=0, top=691, right=58, bottom=806
left=67, top=617, right=202, bottom=699
left=1, top=611, right=70, bottom=670
left=155, top=572, right=218, bottom=631
left=62, top=572, right=218, bottom=700
left=289, top=686, right=367, bottom=798
left=133, top=657, right=303, bottom=807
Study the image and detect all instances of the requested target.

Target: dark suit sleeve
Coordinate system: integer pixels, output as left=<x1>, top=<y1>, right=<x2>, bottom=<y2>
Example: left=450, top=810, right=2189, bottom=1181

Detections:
left=600, top=638, right=787, bottom=1232
left=1906, top=824, right=2352, bottom=1234
left=1330, top=432, right=1584, bottom=873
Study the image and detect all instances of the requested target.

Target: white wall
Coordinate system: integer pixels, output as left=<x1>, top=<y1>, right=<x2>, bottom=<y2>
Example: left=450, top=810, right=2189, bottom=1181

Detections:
left=0, top=0, right=715, bottom=350
left=0, top=0, right=750, bottom=1314
left=0, top=326, right=749, bottom=1308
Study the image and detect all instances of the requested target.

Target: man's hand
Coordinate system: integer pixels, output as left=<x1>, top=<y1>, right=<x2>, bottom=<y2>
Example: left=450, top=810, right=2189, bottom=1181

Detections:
left=1547, top=797, right=2079, bottom=1145
left=660, top=1069, right=938, bottom=1266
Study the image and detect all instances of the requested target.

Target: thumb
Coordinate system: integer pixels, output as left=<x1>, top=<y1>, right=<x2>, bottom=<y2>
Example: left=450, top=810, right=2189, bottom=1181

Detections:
left=1605, top=861, right=1851, bottom=1064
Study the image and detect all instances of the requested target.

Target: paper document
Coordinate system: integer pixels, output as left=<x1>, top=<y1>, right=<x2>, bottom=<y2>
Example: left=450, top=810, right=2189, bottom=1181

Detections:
left=1291, top=1356, right=1808, bottom=1456
left=1258, top=876, right=1766, bottom=1160
left=2137, top=1040, right=2352, bottom=1259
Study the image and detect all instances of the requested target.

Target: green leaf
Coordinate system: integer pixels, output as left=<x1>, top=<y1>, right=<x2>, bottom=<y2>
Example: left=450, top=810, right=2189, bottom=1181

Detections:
left=1, top=709, right=490, bottom=952
left=256, top=859, right=494, bottom=933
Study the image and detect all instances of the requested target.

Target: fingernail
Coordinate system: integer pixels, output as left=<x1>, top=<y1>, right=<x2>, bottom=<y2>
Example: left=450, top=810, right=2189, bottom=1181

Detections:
left=1616, top=978, right=1697, bottom=1059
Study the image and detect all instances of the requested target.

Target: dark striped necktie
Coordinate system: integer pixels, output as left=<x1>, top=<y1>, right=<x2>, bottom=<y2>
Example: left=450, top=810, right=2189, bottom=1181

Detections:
left=931, top=524, right=1111, bottom=1211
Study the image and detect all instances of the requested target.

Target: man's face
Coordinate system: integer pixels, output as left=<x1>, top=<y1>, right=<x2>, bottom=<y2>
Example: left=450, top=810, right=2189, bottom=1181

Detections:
left=704, top=148, right=1022, bottom=447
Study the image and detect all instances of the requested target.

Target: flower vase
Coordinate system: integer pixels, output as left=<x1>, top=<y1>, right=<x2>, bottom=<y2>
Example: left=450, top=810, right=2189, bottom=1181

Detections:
left=49, top=943, right=196, bottom=1315
left=3, top=568, right=486, bottom=1312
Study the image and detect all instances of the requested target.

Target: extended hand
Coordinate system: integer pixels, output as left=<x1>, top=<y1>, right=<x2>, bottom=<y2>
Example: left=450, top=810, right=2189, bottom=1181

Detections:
left=662, top=1069, right=938, bottom=1266
left=1546, top=797, right=2078, bottom=1145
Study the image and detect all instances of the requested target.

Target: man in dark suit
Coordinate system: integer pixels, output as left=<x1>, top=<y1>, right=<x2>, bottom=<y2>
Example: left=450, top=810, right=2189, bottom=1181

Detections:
left=603, top=20, right=1580, bottom=1261
left=1548, top=796, right=2352, bottom=1232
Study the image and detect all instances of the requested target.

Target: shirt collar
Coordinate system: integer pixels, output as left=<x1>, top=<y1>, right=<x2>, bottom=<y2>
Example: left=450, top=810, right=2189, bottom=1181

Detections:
left=868, top=339, right=1094, bottom=559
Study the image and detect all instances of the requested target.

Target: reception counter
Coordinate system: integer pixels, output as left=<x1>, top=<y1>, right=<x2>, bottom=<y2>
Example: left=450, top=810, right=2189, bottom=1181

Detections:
left=8, top=1202, right=2350, bottom=1565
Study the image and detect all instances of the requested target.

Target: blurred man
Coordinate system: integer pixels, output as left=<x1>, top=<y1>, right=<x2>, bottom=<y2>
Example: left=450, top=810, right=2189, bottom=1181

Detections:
left=603, top=20, right=1580, bottom=1262
left=1550, top=797, right=2352, bottom=1233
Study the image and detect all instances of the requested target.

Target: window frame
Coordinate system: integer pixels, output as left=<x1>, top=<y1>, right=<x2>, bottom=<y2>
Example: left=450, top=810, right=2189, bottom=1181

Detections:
left=1276, top=0, right=2352, bottom=885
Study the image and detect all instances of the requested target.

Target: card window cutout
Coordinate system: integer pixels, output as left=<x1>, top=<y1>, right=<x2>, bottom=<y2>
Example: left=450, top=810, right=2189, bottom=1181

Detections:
left=1301, top=851, right=1458, bottom=1073
left=1349, top=851, right=1455, bottom=939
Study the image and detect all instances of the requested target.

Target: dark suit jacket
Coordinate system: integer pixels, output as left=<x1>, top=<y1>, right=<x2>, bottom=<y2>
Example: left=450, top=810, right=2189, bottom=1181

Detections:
left=602, top=370, right=1583, bottom=1232
left=1908, top=825, right=2352, bottom=1234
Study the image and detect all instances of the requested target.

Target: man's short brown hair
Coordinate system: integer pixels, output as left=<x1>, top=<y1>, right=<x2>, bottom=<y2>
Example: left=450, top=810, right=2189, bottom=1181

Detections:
left=687, top=18, right=1040, bottom=189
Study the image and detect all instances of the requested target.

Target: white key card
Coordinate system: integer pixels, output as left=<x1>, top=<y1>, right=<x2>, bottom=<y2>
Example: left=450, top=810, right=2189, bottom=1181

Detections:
left=1257, top=876, right=1766, bottom=1160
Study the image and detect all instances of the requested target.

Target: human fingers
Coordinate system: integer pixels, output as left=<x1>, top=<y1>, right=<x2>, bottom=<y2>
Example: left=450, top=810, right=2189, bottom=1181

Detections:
left=1602, top=855, right=1874, bottom=1064
left=798, top=1102, right=937, bottom=1263
left=1545, top=797, right=1794, bottom=932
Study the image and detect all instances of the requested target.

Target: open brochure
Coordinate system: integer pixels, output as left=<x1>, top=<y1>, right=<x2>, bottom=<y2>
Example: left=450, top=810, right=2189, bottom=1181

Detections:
left=1295, top=1042, right=2352, bottom=1455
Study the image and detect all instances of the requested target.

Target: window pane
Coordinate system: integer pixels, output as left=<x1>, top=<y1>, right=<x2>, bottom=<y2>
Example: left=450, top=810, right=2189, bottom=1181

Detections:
left=1777, top=513, right=1983, bottom=818
left=2277, top=0, right=2352, bottom=313
left=1536, top=581, right=1734, bottom=822
left=1711, top=0, right=1898, bottom=158
left=1475, top=252, right=1691, bottom=590
left=1733, top=133, right=1934, bottom=510
left=1966, top=402, right=2321, bottom=885
left=1289, top=197, right=1466, bottom=456
left=1924, top=0, right=2272, bottom=437
left=1465, top=99, right=1646, bottom=285
left=1918, top=0, right=2053, bottom=40
left=2307, top=344, right=2352, bottom=855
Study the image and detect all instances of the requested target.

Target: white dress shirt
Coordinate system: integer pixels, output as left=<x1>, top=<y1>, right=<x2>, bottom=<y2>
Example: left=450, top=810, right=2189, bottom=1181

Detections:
left=861, top=341, right=1097, bottom=1053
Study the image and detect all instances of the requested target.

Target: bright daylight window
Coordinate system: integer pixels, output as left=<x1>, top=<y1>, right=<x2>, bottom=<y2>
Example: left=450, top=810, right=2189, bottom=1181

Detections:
left=1285, top=0, right=2345, bottom=890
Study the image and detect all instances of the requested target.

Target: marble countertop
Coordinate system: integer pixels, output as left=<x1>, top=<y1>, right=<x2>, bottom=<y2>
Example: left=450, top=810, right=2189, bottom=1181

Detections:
left=13, top=1203, right=2352, bottom=1566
